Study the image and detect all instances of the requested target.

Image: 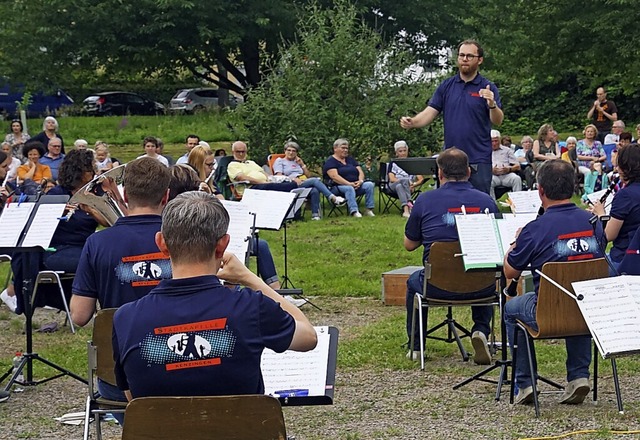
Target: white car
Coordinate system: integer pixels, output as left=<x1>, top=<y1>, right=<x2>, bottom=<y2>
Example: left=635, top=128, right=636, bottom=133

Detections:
left=168, top=88, right=242, bottom=113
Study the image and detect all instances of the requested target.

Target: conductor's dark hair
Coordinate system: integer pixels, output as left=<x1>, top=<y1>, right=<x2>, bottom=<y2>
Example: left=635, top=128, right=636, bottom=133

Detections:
left=536, top=159, right=574, bottom=201
left=22, top=141, right=46, bottom=158
left=457, top=39, right=484, bottom=58
left=436, top=148, right=469, bottom=181
left=58, top=150, right=96, bottom=191
left=616, top=143, right=640, bottom=184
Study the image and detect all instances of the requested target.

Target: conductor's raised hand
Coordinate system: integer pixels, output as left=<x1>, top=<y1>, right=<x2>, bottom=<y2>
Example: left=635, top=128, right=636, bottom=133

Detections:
left=479, top=85, right=495, bottom=107
left=218, top=252, right=256, bottom=286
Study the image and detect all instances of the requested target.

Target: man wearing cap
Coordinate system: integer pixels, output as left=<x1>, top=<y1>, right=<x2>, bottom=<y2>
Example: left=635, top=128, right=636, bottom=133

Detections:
left=490, top=129, right=521, bottom=199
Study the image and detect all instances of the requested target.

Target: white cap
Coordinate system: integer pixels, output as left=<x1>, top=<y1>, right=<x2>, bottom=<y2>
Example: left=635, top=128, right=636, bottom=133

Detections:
left=490, top=130, right=501, bottom=139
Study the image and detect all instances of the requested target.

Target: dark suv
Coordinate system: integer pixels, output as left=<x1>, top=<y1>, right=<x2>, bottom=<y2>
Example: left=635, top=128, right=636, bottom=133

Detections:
left=82, top=91, right=164, bottom=116
left=169, top=88, right=241, bottom=113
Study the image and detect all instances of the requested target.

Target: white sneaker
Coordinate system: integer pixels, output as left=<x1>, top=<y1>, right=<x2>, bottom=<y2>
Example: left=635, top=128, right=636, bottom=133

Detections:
left=283, top=295, right=306, bottom=308
left=311, top=214, right=321, bottom=221
left=364, top=209, right=375, bottom=217
left=331, top=195, right=346, bottom=206
left=406, top=350, right=422, bottom=361
left=0, top=289, right=17, bottom=313
left=351, top=211, right=362, bottom=218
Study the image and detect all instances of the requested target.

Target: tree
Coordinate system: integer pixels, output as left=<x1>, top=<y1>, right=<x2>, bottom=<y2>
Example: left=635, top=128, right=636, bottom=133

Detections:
left=233, top=0, right=441, bottom=167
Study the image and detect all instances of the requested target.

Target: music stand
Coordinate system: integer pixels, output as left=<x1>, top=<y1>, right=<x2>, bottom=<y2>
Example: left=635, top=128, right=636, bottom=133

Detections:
left=392, top=157, right=438, bottom=177
left=0, top=194, right=87, bottom=391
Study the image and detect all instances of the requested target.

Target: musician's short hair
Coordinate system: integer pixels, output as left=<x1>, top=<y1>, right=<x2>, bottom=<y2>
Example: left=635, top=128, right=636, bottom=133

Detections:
left=58, top=150, right=95, bottom=191
left=161, top=191, right=229, bottom=264
left=168, top=164, right=201, bottom=201
left=124, top=157, right=171, bottom=208
left=436, top=148, right=469, bottom=181
left=536, top=159, right=574, bottom=200
left=616, top=143, right=640, bottom=184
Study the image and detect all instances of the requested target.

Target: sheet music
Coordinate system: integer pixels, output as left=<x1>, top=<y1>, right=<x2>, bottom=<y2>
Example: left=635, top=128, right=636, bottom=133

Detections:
left=585, top=189, right=614, bottom=215
left=0, top=202, right=36, bottom=247
left=286, top=188, right=312, bottom=220
left=21, top=204, right=67, bottom=248
left=572, top=276, right=640, bottom=357
left=497, top=213, right=537, bottom=254
left=455, top=213, right=503, bottom=268
left=261, top=326, right=331, bottom=397
left=508, top=191, right=541, bottom=213
left=241, top=189, right=296, bottom=230
left=220, top=200, right=253, bottom=262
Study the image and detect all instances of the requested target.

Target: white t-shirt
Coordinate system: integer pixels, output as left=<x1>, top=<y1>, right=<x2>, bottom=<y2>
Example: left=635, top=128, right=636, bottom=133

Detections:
left=137, top=154, right=169, bottom=167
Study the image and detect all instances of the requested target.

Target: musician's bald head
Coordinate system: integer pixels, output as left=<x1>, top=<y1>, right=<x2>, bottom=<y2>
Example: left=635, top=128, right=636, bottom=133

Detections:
left=437, top=148, right=470, bottom=182
left=159, top=191, right=230, bottom=265
left=536, top=159, right=574, bottom=201
left=124, top=157, right=171, bottom=209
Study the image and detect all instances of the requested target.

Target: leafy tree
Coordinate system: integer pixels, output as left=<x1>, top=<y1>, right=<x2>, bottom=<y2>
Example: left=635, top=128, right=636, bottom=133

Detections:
left=234, top=1, right=441, bottom=167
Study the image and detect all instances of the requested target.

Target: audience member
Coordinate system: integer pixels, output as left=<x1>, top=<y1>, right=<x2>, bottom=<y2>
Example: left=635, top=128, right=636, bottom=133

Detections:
left=404, top=148, right=497, bottom=364
left=74, top=139, right=88, bottom=150
left=532, top=123, right=559, bottom=171
left=137, top=136, right=169, bottom=166
left=587, top=87, right=617, bottom=144
left=576, top=124, right=606, bottom=177
left=273, top=141, right=345, bottom=220
left=4, top=119, right=30, bottom=160
left=95, top=144, right=114, bottom=174
left=504, top=159, right=603, bottom=405
left=604, top=121, right=625, bottom=145
left=30, top=116, right=65, bottom=153
left=360, top=154, right=378, bottom=183
left=388, top=140, right=424, bottom=218
left=515, top=135, right=535, bottom=189
left=176, top=134, right=200, bottom=164
left=501, top=135, right=515, bottom=151
left=490, top=129, right=521, bottom=199
left=39, top=136, right=65, bottom=181
left=591, top=143, right=640, bottom=272
left=322, top=138, right=375, bottom=218
left=214, top=148, right=227, bottom=163
left=112, top=191, right=317, bottom=400
left=156, top=138, right=174, bottom=166
left=1, top=141, right=21, bottom=181
left=582, top=161, right=609, bottom=200
left=17, top=142, right=51, bottom=192
left=95, top=141, right=121, bottom=167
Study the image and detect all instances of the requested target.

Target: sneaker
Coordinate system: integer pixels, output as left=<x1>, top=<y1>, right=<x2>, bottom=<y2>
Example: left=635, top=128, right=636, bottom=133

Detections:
left=283, top=295, right=306, bottom=308
left=351, top=211, right=362, bottom=218
left=0, top=289, right=17, bottom=313
left=311, top=214, right=321, bottom=221
left=364, top=209, right=375, bottom=217
left=471, top=331, right=491, bottom=365
left=514, top=386, right=535, bottom=405
left=331, top=195, right=346, bottom=206
left=560, top=377, right=590, bottom=404
left=406, top=350, right=422, bottom=361
left=0, top=390, right=9, bottom=403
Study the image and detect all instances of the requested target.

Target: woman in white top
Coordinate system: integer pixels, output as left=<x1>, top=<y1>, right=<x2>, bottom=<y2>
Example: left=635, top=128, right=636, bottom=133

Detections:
left=388, top=140, right=424, bottom=218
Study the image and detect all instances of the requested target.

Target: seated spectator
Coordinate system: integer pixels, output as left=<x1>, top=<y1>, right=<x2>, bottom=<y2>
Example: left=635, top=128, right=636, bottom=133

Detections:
left=95, top=141, right=121, bottom=168
left=156, top=138, right=174, bottom=166
left=95, top=144, right=114, bottom=174
left=388, top=140, right=424, bottom=218
left=501, top=135, right=516, bottom=151
left=322, top=138, right=375, bottom=218
left=39, top=136, right=65, bottom=181
left=604, top=121, right=624, bottom=146
left=273, top=141, right=345, bottom=220
left=227, top=141, right=297, bottom=196
left=532, top=123, right=560, bottom=171
left=1, top=141, right=21, bottom=182
left=490, top=130, right=521, bottom=199
left=74, top=139, right=89, bottom=150
left=514, top=135, right=534, bottom=189
left=137, top=136, right=169, bottom=166
left=582, top=161, right=609, bottom=202
left=360, top=155, right=378, bottom=183
left=17, top=141, right=52, bottom=193
left=576, top=124, right=606, bottom=178
left=214, top=148, right=227, bottom=163
left=112, top=192, right=317, bottom=400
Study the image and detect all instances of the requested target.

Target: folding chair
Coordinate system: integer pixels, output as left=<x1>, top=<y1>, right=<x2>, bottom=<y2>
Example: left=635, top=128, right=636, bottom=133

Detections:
left=212, top=155, right=234, bottom=199
left=378, top=162, right=402, bottom=214
left=410, top=241, right=499, bottom=370
left=30, top=270, right=75, bottom=333
left=83, top=308, right=128, bottom=440
left=122, top=395, right=286, bottom=440
left=267, top=153, right=286, bottom=174
left=509, top=258, right=623, bottom=417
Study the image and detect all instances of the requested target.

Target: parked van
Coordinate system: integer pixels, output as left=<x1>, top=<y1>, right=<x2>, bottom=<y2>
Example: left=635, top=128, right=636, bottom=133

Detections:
left=0, top=82, right=74, bottom=119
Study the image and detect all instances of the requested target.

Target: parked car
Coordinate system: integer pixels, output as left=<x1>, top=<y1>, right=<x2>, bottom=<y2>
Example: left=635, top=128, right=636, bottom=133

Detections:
left=82, top=91, right=165, bottom=116
left=0, top=82, right=74, bottom=119
left=168, top=88, right=242, bottom=113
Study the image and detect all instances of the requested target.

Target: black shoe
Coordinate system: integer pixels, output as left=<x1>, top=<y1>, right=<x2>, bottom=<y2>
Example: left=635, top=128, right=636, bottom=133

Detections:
left=0, top=390, right=10, bottom=403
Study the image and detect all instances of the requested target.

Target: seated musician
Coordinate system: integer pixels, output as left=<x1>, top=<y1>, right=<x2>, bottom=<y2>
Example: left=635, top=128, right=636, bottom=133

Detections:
left=273, top=141, right=345, bottom=220
left=619, top=226, right=640, bottom=275
left=404, top=148, right=498, bottom=364
left=112, top=191, right=317, bottom=400
left=503, top=159, right=604, bottom=405
left=227, top=141, right=297, bottom=196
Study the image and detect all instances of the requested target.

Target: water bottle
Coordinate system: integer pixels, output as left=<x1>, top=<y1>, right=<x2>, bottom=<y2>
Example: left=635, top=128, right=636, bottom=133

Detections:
left=12, top=352, right=24, bottom=383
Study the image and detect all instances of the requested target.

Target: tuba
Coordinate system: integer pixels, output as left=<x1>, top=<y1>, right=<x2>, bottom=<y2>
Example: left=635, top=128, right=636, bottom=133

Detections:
left=68, top=164, right=127, bottom=226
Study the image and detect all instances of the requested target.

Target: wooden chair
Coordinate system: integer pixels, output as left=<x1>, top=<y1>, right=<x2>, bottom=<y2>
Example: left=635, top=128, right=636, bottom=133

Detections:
left=410, top=241, right=500, bottom=370
left=509, top=258, right=623, bottom=417
left=122, top=395, right=287, bottom=440
left=83, top=308, right=127, bottom=440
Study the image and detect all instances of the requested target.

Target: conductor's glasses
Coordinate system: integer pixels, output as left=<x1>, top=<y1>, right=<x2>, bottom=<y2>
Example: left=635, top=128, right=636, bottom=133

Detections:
left=458, top=53, right=480, bottom=60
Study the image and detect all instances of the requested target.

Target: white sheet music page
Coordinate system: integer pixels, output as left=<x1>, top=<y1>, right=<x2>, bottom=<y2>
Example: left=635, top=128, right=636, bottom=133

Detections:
left=286, top=188, right=312, bottom=220
left=220, top=200, right=253, bottom=262
left=0, top=202, right=36, bottom=247
left=241, top=189, right=296, bottom=230
left=508, top=191, right=541, bottom=213
left=455, top=213, right=503, bottom=269
left=21, top=204, right=67, bottom=248
left=585, top=189, right=614, bottom=215
left=497, top=213, right=537, bottom=255
left=572, top=276, right=640, bottom=358
left=261, top=326, right=331, bottom=397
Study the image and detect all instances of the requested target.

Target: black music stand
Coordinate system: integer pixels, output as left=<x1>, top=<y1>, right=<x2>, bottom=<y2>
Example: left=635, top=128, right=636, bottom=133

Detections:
left=0, top=194, right=87, bottom=391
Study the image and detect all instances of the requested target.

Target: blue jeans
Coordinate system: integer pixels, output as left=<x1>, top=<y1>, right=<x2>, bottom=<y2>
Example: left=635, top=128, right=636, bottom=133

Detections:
left=333, top=181, right=374, bottom=214
left=405, top=269, right=493, bottom=350
left=97, top=378, right=127, bottom=425
left=469, top=163, right=492, bottom=195
left=252, top=238, right=279, bottom=286
left=300, top=177, right=334, bottom=215
left=504, top=292, right=591, bottom=390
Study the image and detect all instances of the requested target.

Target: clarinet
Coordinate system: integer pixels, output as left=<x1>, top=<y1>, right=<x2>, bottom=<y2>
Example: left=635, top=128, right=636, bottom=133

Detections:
left=599, top=174, right=619, bottom=204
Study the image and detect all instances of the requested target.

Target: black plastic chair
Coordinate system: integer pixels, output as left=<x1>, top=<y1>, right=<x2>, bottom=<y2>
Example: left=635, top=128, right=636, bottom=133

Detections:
left=378, top=162, right=402, bottom=214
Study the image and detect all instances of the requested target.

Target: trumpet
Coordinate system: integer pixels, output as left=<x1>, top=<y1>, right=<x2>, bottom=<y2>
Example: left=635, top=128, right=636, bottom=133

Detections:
left=68, top=164, right=127, bottom=226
